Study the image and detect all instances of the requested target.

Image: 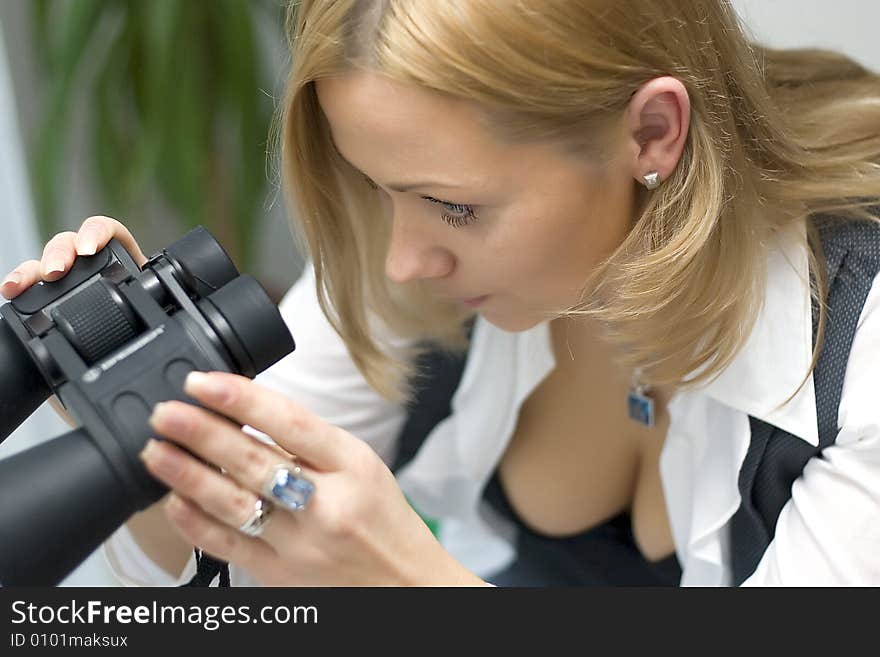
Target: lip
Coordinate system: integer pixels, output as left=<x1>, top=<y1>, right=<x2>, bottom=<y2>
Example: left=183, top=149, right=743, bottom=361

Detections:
left=458, top=295, right=489, bottom=308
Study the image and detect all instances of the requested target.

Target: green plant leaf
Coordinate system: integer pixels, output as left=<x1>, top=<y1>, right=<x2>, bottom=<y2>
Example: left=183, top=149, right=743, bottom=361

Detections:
left=31, top=0, right=283, bottom=259
left=117, top=0, right=183, bottom=209
left=155, top=4, right=210, bottom=233
left=31, top=0, right=53, bottom=71
left=94, top=31, right=129, bottom=212
left=31, top=0, right=107, bottom=238
left=214, top=0, right=270, bottom=270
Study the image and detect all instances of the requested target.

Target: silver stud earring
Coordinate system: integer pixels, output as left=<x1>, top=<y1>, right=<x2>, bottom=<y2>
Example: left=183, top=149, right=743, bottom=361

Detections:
left=642, top=171, right=661, bottom=190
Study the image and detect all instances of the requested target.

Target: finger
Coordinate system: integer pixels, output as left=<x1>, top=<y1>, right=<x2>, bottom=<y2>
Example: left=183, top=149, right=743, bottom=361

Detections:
left=143, top=439, right=254, bottom=528
left=162, top=493, right=280, bottom=576
left=182, top=371, right=352, bottom=471
left=140, top=438, right=296, bottom=537
left=76, top=215, right=148, bottom=266
left=0, top=259, right=41, bottom=299
left=40, top=232, right=78, bottom=281
left=148, top=401, right=318, bottom=507
left=242, top=424, right=297, bottom=460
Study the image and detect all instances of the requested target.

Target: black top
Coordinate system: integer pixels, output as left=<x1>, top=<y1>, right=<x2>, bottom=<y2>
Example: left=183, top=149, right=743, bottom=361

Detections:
left=394, top=322, right=682, bottom=586
left=481, top=466, right=681, bottom=586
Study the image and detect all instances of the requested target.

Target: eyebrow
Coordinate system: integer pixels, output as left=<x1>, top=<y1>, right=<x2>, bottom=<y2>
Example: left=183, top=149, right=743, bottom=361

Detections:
left=330, top=140, right=463, bottom=193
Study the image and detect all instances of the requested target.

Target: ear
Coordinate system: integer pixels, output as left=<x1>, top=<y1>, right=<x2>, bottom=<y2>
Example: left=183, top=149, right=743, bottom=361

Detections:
left=624, top=76, right=690, bottom=187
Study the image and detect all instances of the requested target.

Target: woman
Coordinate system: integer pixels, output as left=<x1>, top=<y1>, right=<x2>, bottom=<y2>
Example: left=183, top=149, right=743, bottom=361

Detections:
left=4, top=0, right=879, bottom=586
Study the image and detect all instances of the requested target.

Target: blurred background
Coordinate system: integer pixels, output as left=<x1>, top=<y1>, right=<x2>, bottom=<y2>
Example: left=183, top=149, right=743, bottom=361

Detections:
left=1, top=0, right=302, bottom=301
left=0, top=0, right=877, bottom=586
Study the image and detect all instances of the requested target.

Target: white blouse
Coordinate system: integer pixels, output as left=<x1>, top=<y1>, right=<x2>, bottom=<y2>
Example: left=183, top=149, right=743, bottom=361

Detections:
left=104, top=221, right=880, bottom=586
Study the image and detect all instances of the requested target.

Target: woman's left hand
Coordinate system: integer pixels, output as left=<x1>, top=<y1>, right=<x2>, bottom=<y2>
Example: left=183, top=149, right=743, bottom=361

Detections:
left=141, top=370, right=485, bottom=586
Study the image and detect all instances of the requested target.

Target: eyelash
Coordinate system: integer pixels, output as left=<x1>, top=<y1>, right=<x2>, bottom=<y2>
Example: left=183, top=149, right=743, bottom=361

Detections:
left=362, top=175, right=478, bottom=228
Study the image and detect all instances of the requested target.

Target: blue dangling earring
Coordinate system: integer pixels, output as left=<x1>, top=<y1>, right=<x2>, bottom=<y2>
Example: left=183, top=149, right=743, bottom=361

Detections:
left=627, top=172, right=662, bottom=427
left=627, top=367, right=655, bottom=428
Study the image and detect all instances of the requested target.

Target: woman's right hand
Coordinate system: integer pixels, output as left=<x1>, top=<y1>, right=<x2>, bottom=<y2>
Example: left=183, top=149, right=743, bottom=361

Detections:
left=0, top=216, right=149, bottom=427
left=0, top=215, right=148, bottom=299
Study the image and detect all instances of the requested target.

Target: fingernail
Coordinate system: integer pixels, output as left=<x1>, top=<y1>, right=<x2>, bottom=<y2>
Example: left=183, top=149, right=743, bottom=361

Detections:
left=44, top=259, right=65, bottom=276
left=148, top=402, right=165, bottom=428
left=1, top=271, right=21, bottom=287
left=140, top=438, right=160, bottom=461
left=184, top=371, right=230, bottom=402
left=140, top=438, right=183, bottom=477
left=149, top=401, right=185, bottom=431
left=76, top=238, right=97, bottom=256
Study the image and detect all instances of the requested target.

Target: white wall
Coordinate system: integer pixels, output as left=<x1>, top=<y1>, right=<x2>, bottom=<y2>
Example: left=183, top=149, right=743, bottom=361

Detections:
left=731, top=0, right=879, bottom=71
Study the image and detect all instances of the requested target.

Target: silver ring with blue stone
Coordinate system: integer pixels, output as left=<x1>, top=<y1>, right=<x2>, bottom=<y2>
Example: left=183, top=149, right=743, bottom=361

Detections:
left=262, top=463, right=315, bottom=512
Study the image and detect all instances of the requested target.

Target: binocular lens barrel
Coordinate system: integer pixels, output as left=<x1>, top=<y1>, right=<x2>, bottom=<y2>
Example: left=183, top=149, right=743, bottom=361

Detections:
left=0, top=315, right=52, bottom=441
left=0, top=427, right=131, bottom=585
left=200, top=275, right=296, bottom=378
left=165, top=226, right=240, bottom=297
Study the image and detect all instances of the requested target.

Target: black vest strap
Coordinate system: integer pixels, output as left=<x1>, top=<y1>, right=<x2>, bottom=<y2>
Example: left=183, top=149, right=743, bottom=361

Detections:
left=731, top=215, right=880, bottom=584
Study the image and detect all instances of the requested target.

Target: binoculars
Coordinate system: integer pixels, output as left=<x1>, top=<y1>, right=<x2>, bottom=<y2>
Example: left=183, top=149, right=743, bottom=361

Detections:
left=0, top=226, right=295, bottom=585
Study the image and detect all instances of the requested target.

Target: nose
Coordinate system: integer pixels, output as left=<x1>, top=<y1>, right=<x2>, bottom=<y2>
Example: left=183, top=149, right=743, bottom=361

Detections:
left=384, top=208, right=455, bottom=285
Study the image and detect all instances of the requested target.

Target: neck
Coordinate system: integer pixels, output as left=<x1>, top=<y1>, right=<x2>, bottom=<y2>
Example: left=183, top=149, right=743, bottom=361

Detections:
left=549, top=315, right=678, bottom=404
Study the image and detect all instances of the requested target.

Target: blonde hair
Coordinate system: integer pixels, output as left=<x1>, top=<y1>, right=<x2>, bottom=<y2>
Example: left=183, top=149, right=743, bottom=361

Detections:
left=276, top=0, right=880, bottom=405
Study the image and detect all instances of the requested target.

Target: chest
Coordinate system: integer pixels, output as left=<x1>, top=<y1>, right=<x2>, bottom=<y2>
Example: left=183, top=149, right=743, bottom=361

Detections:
left=497, top=319, right=676, bottom=560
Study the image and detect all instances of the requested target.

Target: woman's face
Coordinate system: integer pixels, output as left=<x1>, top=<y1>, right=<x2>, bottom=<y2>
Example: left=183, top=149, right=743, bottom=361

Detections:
left=316, top=70, right=636, bottom=332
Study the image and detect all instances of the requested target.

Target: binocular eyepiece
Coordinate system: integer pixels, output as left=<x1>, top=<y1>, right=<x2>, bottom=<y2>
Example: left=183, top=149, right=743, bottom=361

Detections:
left=0, top=226, right=296, bottom=585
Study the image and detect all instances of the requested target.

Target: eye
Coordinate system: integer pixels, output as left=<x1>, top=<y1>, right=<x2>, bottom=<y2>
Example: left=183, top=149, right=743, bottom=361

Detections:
left=422, top=197, right=478, bottom=228
left=362, top=174, right=478, bottom=228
